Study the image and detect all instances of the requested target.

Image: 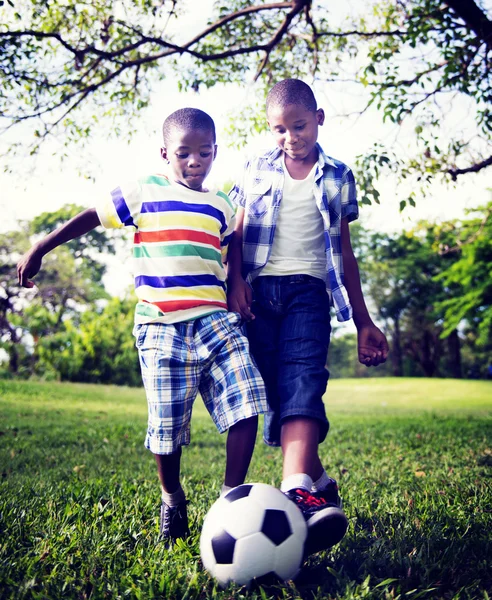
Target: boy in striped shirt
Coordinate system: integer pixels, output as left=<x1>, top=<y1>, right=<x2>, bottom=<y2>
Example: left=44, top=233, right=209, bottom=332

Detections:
left=17, top=108, right=268, bottom=547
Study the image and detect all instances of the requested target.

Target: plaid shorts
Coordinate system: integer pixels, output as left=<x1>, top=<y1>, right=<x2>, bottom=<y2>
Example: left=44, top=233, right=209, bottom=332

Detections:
left=134, top=311, right=268, bottom=455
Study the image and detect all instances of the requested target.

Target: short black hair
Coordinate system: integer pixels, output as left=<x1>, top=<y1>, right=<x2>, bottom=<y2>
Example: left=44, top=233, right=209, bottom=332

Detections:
left=162, top=108, right=216, bottom=145
left=266, top=79, right=317, bottom=115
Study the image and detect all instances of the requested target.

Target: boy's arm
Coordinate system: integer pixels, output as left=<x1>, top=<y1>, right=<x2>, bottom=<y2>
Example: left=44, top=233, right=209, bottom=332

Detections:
left=17, top=208, right=101, bottom=288
left=226, top=207, right=255, bottom=321
left=340, top=217, right=389, bottom=366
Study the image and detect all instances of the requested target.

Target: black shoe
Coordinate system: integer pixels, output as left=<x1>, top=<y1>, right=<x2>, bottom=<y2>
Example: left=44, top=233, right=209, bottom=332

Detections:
left=312, top=477, right=344, bottom=507
left=159, top=500, right=189, bottom=546
left=285, top=488, right=348, bottom=555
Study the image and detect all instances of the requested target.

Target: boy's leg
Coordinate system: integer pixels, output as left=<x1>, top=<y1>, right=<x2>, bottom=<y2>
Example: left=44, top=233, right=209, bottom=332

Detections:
left=281, top=416, right=321, bottom=479
left=154, top=448, right=189, bottom=545
left=196, top=312, right=268, bottom=494
left=280, top=416, right=347, bottom=555
left=248, top=276, right=347, bottom=552
left=276, top=277, right=347, bottom=553
left=134, top=322, right=199, bottom=546
left=154, top=447, right=182, bottom=494
left=246, top=278, right=281, bottom=446
left=224, top=415, right=259, bottom=488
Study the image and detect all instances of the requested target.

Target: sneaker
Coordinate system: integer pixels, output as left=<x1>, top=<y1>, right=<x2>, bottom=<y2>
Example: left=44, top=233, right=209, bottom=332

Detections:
left=159, top=500, right=189, bottom=546
left=312, top=476, right=344, bottom=507
left=285, top=488, right=348, bottom=555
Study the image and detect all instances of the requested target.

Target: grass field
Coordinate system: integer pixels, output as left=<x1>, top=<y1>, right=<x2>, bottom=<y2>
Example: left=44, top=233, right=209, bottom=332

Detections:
left=1, top=378, right=491, bottom=599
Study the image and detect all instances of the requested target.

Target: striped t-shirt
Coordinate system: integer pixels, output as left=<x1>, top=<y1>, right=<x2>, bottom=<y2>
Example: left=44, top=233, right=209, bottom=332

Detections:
left=96, top=174, right=236, bottom=324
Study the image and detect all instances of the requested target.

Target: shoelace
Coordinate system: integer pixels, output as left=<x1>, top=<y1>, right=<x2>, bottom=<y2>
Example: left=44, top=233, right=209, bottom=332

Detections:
left=163, top=507, right=172, bottom=528
left=294, top=488, right=328, bottom=507
left=163, top=505, right=181, bottom=528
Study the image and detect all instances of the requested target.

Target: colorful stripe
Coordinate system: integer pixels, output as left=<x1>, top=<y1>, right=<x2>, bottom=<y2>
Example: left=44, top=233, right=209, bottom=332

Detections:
left=111, top=187, right=136, bottom=228
left=138, top=211, right=219, bottom=233
left=140, top=285, right=226, bottom=302
left=141, top=201, right=226, bottom=232
left=147, top=298, right=228, bottom=313
left=135, top=274, right=226, bottom=290
left=134, top=229, right=220, bottom=250
left=97, top=177, right=235, bottom=324
left=133, top=244, right=222, bottom=265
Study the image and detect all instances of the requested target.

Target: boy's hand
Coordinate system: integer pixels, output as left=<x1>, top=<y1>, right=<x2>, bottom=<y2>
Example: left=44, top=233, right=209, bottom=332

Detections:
left=357, top=324, right=389, bottom=367
left=227, top=277, right=255, bottom=321
left=17, top=247, right=43, bottom=288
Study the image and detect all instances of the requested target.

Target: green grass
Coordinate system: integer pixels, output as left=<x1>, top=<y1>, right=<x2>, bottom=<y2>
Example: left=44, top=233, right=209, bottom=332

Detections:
left=1, top=378, right=491, bottom=599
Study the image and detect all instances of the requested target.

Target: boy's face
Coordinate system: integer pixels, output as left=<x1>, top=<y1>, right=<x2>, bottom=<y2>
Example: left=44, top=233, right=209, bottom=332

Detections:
left=161, top=128, right=217, bottom=192
left=267, top=103, right=324, bottom=162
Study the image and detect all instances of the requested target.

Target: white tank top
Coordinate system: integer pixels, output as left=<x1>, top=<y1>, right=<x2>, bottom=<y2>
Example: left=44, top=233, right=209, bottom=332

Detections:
left=261, top=157, right=326, bottom=280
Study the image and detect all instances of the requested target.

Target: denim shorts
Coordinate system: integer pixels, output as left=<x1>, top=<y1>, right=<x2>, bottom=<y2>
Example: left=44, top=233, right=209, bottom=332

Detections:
left=134, top=311, right=268, bottom=455
left=247, top=275, right=331, bottom=446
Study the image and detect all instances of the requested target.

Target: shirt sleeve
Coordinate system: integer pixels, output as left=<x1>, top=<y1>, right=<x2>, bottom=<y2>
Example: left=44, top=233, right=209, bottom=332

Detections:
left=227, top=158, right=251, bottom=209
left=340, top=167, right=359, bottom=223
left=217, top=190, right=237, bottom=263
left=95, top=180, right=143, bottom=230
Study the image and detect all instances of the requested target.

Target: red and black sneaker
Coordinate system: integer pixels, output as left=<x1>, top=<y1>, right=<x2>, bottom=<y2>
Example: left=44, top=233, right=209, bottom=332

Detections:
left=312, top=477, right=344, bottom=507
left=284, top=488, right=348, bottom=555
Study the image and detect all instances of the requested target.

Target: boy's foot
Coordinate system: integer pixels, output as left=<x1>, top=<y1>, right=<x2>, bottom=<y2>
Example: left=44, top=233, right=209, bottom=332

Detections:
left=159, top=500, right=189, bottom=546
left=312, top=476, right=344, bottom=507
left=284, top=488, right=348, bottom=555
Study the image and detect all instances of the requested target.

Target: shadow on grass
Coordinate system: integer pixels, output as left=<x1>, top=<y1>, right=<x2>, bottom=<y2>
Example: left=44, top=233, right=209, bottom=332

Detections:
left=286, top=507, right=492, bottom=599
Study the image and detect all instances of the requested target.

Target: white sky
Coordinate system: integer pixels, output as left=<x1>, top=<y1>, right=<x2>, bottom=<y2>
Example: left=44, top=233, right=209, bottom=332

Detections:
left=1, top=0, right=490, bottom=297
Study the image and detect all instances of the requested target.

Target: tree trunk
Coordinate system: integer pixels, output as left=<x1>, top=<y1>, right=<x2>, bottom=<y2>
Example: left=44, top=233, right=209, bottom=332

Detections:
left=443, top=0, right=492, bottom=44
left=447, top=329, right=463, bottom=379
left=391, top=318, right=403, bottom=376
left=418, top=329, right=441, bottom=377
left=9, top=343, right=19, bottom=373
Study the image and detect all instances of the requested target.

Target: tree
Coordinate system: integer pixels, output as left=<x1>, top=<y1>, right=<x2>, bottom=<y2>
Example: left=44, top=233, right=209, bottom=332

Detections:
left=36, top=294, right=141, bottom=386
left=30, top=204, right=118, bottom=283
left=0, top=206, right=115, bottom=374
left=1, top=0, right=490, bottom=199
left=0, top=226, right=33, bottom=374
left=434, top=201, right=492, bottom=374
left=355, top=223, right=463, bottom=377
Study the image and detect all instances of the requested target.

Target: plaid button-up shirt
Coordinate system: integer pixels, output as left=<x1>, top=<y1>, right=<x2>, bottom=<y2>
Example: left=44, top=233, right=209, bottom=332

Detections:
left=229, top=144, right=359, bottom=322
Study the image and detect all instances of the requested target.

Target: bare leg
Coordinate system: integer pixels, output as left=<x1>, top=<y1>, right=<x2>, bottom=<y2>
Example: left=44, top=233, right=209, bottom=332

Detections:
left=224, top=416, right=258, bottom=487
left=281, top=417, right=322, bottom=480
left=154, top=447, right=182, bottom=493
left=311, top=453, right=324, bottom=482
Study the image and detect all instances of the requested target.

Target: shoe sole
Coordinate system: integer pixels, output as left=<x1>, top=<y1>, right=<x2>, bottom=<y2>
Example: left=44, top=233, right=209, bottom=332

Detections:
left=304, top=506, right=348, bottom=555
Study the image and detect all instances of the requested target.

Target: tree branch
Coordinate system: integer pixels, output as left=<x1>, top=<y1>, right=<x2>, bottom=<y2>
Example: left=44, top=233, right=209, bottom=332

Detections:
left=447, top=155, right=492, bottom=180
left=318, top=28, right=410, bottom=38
left=253, top=0, right=308, bottom=81
left=181, top=1, right=294, bottom=50
left=443, top=0, right=492, bottom=45
left=439, top=206, right=492, bottom=255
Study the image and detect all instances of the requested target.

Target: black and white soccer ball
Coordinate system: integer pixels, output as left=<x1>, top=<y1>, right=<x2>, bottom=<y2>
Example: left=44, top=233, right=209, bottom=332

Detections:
left=200, top=483, right=307, bottom=587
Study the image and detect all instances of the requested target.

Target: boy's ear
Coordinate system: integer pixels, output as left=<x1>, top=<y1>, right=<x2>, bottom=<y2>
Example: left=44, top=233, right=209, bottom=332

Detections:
left=160, top=146, right=168, bottom=161
left=213, top=144, right=218, bottom=160
left=316, top=109, right=325, bottom=126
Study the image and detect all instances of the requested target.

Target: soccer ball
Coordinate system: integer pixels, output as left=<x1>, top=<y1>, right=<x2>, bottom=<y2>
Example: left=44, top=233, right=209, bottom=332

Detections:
left=200, top=483, right=307, bottom=587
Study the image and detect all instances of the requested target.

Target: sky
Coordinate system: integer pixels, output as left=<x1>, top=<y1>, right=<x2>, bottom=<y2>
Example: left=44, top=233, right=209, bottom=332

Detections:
left=1, top=0, right=490, bottom=298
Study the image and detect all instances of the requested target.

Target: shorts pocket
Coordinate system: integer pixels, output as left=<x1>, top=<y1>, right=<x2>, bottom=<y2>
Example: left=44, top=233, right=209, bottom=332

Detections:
left=133, top=323, right=148, bottom=348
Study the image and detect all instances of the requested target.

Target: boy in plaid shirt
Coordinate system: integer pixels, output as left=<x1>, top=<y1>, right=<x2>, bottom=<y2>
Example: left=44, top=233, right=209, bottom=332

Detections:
left=228, top=79, right=388, bottom=555
left=17, top=108, right=268, bottom=547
